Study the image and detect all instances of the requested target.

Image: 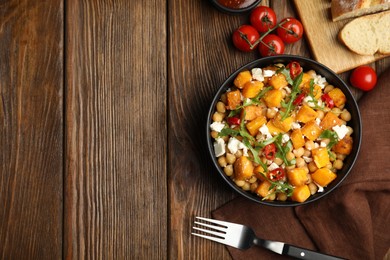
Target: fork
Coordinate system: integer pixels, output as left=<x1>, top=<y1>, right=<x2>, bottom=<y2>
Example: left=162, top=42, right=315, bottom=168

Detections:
left=192, top=217, right=346, bottom=260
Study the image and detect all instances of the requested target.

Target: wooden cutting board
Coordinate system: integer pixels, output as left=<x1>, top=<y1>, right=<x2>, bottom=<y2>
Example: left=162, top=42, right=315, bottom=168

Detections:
left=293, top=0, right=389, bottom=74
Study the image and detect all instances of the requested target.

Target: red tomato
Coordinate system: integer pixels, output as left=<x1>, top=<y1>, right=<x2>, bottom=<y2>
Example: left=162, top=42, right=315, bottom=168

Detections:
left=232, top=25, right=260, bottom=52
left=250, top=6, right=277, bottom=33
left=226, top=116, right=241, bottom=125
left=268, top=168, right=285, bottom=181
left=350, top=66, right=377, bottom=91
left=287, top=61, right=303, bottom=79
left=276, top=18, right=304, bottom=44
left=258, top=34, right=285, bottom=57
left=321, top=93, right=335, bottom=108
left=293, top=93, right=305, bottom=106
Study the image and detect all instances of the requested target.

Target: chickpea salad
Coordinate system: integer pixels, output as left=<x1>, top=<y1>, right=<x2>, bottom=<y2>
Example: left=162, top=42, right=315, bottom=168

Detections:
left=209, top=61, right=354, bottom=203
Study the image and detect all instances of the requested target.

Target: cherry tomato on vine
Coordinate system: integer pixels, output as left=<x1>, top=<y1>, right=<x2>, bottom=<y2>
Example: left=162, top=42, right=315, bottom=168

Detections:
left=232, top=25, right=260, bottom=52
left=349, top=65, right=377, bottom=91
left=250, top=6, right=277, bottom=33
left=268, top=168, right=285, bottom=181
left=276, top=17, right=304, bottom=44
left=258, top=34, right=285, bottom=57
left=263, top=143, right=276, bottom=160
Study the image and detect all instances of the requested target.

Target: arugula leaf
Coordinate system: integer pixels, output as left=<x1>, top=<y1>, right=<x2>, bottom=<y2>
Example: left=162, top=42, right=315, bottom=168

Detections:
left=227, top=87, right=272, bottom=117
left=218, top=127, right=239, bottom=137
left=274, top=134, right=296, bottom=166
left=320, top=129, right=339, bottom=149
left=242, top=138, right=268, bottom=172
left=280, top=72, right=303, bottom=121
left=305, top=79, right=324, bottom=110
left=278, top=67, right=293, bottom=85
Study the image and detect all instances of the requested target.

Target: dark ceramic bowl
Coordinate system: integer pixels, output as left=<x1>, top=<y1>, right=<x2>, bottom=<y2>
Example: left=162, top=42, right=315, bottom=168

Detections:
left=206, top=55, right=362, bottom=206
left=210, top=0, right=262, bottom=15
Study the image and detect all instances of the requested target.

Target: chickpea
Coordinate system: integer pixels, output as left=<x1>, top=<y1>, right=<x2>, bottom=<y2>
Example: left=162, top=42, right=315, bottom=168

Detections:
left=303, top=149, right=311, bottom=157
left=325, top=163, right=333, bottom=170
left=250, top=182, right=259, bottom=192
left=220, top=93, right=227, bottom=103
left=235, top=179, right=245, bottom=187
left=333, top=159, right=344, bottom=170
left=267, top=193, right=276, bottom=201
left=346, top=126, right=354, bottom=136
left=307, top=70, right=316, bottom=78
left=293, top=147, right=305, bottom=158
left=216, top=101, right=226, bottom=113
left=274, top=157, right=284, bottom=165
left=210, top=131, right=218, bottom=139
left=249, top=176, right=257, bottom=183
left=286, top=165, right=296, bottom=171
left=296, top=157, right=306, bottom=168
left=226, top=153, right=236, bottom=164
left=305, top=140, right=315, bottom=150
left=242, top=182, right=251, bottom=191
left=266, top=108, right=277, bottom=119
left=336, top=153, right=346, bottom=160
left=235, top=150, right=243, bottom=158
left=286, top=152, right=295, bottom=161
left=218, top=156, right=227, bottom=167
left=324, top=84, right=334, bottom=93
left=308, top=182, right=318, bottom=195
left=316, top=110, right=325, bottom=120
left=212, top=112, right=224, bottom=122
left=224, top=165, right=233, bottom=176
left=331, top=107, right=342, bottom=115
left=281, top=88, right=287, bottom=98
left=302, top=166, right=309, bottom=174
left=277, top=193, right=288, bottom=201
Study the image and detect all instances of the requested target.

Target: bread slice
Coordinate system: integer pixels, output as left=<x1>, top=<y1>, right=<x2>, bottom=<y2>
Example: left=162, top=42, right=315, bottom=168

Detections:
left=331, top=0, right=390, bottom=22
left=339, top=10, right=390, bottom=55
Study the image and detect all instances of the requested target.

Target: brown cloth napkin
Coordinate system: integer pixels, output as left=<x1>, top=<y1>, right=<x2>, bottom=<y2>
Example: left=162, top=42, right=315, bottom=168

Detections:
left=213, top=68, right=390, bottom=260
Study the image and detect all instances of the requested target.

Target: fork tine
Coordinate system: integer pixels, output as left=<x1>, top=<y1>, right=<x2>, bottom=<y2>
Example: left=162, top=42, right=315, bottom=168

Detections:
left=194, top=221, right=227, bottom=233
left=191, top=232, right=227, bottom=244
left=192, top=226, right=225, bottom=238
left=195, top=216, right=229, bottom=227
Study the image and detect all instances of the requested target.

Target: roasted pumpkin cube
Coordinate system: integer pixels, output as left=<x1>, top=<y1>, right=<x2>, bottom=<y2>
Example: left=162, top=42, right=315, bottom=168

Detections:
left=234, top=156, right=254, bottom=180
left=242, top=81, right=264, bottom=98
left=296, top=105, right=318, bottom=123
left=328, top=88, right=346, bottom=108
left=255, top=180, right=273, bottom=198
left=226, top=90, right=242, bottom=110
left=287, top=168, right=309, bottom=187
left=234, top=70, right=252, bottom=89
left=291, top=129, right=305, bottom=149
left=301, top=84, right=322, bottom=99
left=299, top=73, right=312, bottom=89
left=272, top=114, right=294, bottom=132
left=311, top=168, right=337, bottom=187
left=291, top=185, right=311, bottom=203
left=246, top=115, right=267, bottom=136
left=266, top=120, right=283, bottom=136
left=301, top=120, right=322, bottom=141
left=312, top=147, right=330, bottom=168
left=320, top=112, right=343, bottom=130
left=332, top=135, right=353, bottom=155
left=269, top=73, right=288, bottom=89
left=263, top=89, right=282, bottom=108
left=242, top=105, right=264, bottom=121
left=254, top=165, right=266, bottom=181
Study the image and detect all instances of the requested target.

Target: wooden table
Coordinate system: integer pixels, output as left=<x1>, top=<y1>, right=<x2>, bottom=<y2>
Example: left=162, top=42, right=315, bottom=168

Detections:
left=0, top=0, right=389, bottom=259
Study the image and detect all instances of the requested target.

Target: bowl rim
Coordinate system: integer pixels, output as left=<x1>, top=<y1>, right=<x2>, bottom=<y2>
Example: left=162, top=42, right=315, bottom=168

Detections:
left=206, top=55, right=362, bottom=207
left=210, top=0, right=262, bottom=14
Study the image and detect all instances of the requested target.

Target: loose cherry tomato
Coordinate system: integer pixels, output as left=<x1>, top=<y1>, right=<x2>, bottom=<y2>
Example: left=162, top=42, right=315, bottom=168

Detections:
left=258, top=34, right=285, bottom=57
left=276, top=18, right=304, bottom=44
left=250, top=6, right=277, bottom=33
left=293, top=93, right=305, bottom=106
left=263, top=143, right=276, bottom=160
left=349, top=65, right=377, bottom=91
left=232, top=25, right=260, bottom=52
left=268, top=168, right=285, bottom=181
left=287, top=61, right=303, bottom=79
left=226, top=116, right=241, bottom=125
left=321, top=93, right=335, bottom=108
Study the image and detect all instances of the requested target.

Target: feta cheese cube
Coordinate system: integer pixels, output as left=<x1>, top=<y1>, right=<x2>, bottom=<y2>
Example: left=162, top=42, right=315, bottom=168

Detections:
left=268, top=162, right=279, bottom=171
left=259, top=124, right=272, bottom=139
left=251, top=68, right=264, bottom=82
left=214, top=138, right=225, bottom=157
left=263, top=69, right=276, bottom=77
left=227, top=137, right=248, bottom=156
left=332, top=125, right=349, bottom=140
left=210, top=122, right=225, bottom=132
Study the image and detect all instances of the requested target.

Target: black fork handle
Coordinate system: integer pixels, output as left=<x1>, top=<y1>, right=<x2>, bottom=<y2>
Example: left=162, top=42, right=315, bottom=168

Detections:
left=283, top=244, right=347, bottom=260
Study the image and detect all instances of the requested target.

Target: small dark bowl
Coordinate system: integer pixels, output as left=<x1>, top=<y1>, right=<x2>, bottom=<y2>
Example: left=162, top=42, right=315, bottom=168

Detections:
left=210, top=0, right=262, bottom=15
left=206, top=55, right=362, bottom=206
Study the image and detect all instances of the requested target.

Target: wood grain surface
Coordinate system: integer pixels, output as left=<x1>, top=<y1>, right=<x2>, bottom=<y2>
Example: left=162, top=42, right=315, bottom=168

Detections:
left=65, top=0, right=167, bottom=259
left=0, top=0, right=389, bottom=259
left=0, top=0, right=63, bottom=258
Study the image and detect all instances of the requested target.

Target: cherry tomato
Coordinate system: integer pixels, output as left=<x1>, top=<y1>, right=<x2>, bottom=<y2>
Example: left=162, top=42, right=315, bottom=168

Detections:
left=321, top=93, right=335, bottom=108
left=293, top=93, right=305, bottom=106
left=349, top=65, right=377, bottom=91
left=276, top=18, right=304, bottom=44
left=287, top=61, right=303, bottom=79
left=226, top=116, right=241, bottom=125
left=263, top=143, right=276, bottom=160
left=258, top=34, right=285, bottom=57
left=232, top=25, right=260, bottom=52
left=250, top=6, right=277, bottom=33
left=268, top=168, right=285, bottom=181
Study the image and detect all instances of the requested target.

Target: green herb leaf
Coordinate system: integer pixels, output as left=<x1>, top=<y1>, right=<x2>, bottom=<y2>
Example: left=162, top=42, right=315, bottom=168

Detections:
left=274, top=134, right=295, bottom=166
left=280, top=72, right=303, bottom=121
left=218, top=127, right=240, bottom=137
left=242, top=138, right=268, bottom=172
